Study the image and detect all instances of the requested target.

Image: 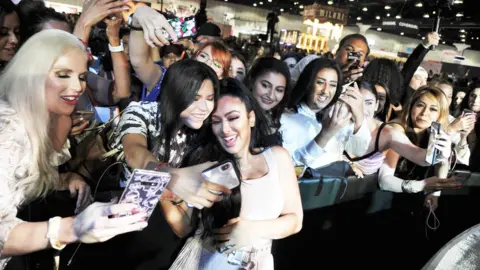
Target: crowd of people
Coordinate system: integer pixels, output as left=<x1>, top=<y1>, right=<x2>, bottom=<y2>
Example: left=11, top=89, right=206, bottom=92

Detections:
left=1, top=0, right=480, bottom=269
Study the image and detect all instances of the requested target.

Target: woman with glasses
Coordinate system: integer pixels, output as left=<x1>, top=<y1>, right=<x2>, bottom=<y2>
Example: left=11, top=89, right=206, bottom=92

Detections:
left=194, top=41, right=231, bottom=79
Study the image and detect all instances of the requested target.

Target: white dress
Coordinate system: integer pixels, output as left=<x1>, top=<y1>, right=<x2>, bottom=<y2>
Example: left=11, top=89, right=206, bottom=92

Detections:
left=0, top=103, right=71, bottom=270
left=172, top=148, right=284, bottom=270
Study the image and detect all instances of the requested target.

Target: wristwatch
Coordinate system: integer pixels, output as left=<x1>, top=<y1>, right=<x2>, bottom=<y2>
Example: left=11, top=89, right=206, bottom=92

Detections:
left=127, top=14, right=143, bottom=31
left=47, top=217, right=67, bottom=250
left=108, top=40, right=124, bottom=52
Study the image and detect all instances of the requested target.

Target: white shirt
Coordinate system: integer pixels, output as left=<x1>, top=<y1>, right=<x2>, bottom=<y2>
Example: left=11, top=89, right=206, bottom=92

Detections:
left=279, top=103, right=372, bottom=169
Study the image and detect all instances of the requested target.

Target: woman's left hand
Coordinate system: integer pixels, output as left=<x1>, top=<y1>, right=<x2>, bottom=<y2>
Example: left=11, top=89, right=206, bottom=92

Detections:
left=66, top=173, right=93, bottom=214
left=214, top=218, right=259, bottom=254
left=434, top=131, right=452, bottom=160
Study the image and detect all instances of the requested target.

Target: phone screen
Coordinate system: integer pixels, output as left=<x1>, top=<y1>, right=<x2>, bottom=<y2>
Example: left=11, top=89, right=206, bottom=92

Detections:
left=202, top=161, right=240, bottom=190
left=73, top=110, right=95, bottom=121
left=425, top=122, right=441, bottom=164
left=162, top=16, right=197, bottom=40
left=118, top=169, right=171, bottom=220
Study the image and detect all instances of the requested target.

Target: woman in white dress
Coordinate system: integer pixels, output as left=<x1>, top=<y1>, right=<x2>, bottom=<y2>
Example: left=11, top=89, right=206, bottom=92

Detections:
left=168, top=78, right=303, bottom=269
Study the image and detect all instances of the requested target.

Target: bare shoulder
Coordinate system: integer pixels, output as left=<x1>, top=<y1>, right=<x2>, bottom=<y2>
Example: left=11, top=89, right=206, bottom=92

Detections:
left=270, top=146, right=293, bottom=164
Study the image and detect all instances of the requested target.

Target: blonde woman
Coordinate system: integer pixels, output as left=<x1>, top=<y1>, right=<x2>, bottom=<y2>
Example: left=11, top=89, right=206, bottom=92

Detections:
left=0, top=30, right=147, bottom=270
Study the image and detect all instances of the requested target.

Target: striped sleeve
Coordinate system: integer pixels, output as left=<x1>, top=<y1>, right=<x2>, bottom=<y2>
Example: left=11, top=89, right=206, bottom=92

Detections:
left=110, top=101, right=160, bottom=151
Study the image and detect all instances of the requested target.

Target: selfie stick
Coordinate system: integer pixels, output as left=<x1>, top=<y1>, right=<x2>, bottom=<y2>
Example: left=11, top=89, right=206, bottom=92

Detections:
left=431, top=7, right=441, bottom=51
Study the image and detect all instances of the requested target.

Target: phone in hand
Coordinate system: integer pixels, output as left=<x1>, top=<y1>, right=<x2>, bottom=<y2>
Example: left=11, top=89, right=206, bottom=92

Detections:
left=463, top=109, right=477, bottom=120
left=117, top=169, right=172, bottom=220
left=347, top=51, right=361, bottom=70
left=425, top=122, right=441, bottom=164
left=73, top=110, right=95, bottom=121
left=161, top=14, right=197, bottom=41
left=202, top=160, right=240, bottom=194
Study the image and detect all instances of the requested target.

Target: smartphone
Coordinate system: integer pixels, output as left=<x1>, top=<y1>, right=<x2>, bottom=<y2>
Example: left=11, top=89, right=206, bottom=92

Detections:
left=347, top=51, right=361, bottom=70
left=463, top=109, right=477, bottom=121
left=449, top=170, right=471, bottom=184
left=117, top=169, right=172, bottom=220
left=73, top=110, right=95, bottom=121
left=425, top=122, right=441, bottom=164
left=161, top=15, right=197, bottom=41
left=202, top=160, right=240, bottom=193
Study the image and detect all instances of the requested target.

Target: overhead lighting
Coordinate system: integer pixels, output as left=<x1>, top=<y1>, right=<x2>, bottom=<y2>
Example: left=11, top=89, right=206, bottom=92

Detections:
left=294, top=2, right=298, bottom=5
left=362, top=7, right=368, bottom=11
left=349, top=0, right=354, bottom=1
left=456, top=12, right=464, bottom=17
left=432, top=11, right=436, bottom=14
left=415, top=2, right=423, bottom=7
left=461, top=39, right=466, bottom=42
left=442, top=41, right=446, bottom=44
left=259, top=1, right=263, bottom=4
left=376, top=16, right=381, bottom=20
left=253, top=3, right=257, bottom=6
left=280, top=8, right=284, bottom=11
left=386, top=13, right=390, bottom=17
left=299, top=5, right=304, bottom=8
left=400, top=32, right=404, bottom=35
left=477, top=37, right=479, bottom=40
left=423, top=14, right=429, bottom=18
left=460, top=29, right=466, bottom=33
left=422, top=37, right=425, bottom=40
left=396, top=15, right=401, bottom=19
left=268, top=0, right=272, bottom=2
left=385, top=5, right=391, bottom=10
left=377, top=28, right=382, bottom=31
left=328, top=0, right=333, bottom=4
left=460, top=34, right=466, bottom=38
left=453, top=0, right=463, bottom=4
left=357, top=16, right=362, bottom=20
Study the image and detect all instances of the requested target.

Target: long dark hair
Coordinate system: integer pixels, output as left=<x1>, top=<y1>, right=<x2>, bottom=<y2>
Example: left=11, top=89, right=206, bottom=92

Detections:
left=363, top=58, right=404, bottom=119
left=151, top=59, right=220, bottom=163
left=185, top=77, right=274, bottom=238
left=244, top=57, right=291, bottom=126
left=288, top=58, right=342, bottom=114
left=0, top=1, right=16, bottom=26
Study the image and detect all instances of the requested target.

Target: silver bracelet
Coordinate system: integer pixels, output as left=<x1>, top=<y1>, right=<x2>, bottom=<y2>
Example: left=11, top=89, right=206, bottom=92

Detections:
left=401, top=180, right=415, bottom=193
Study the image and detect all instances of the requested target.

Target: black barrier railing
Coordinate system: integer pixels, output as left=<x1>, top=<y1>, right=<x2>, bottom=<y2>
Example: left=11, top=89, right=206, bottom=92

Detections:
left=298, top=162, right=480, bottom=213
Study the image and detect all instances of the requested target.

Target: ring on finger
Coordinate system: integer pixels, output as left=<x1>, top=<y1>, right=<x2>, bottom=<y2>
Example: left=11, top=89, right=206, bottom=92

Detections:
left=111, top=16, right=117, bottom=21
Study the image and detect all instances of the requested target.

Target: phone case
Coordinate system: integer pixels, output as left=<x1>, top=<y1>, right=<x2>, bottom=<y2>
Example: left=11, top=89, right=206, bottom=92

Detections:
left=425, top=122, right=441, bottom=164
left=118, top=169, right=172, bottom=220
left=162, top=16, right=197, bottom=40
left=202, top=161, right=240, bottom=190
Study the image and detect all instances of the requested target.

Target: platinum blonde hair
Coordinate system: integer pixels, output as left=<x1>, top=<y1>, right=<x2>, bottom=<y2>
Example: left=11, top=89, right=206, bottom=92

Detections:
left=0, top=29, right=86, bottom=200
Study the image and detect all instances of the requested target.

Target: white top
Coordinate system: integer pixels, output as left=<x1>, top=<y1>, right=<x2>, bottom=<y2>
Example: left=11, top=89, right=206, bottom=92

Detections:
left=191, top=148, right=283, bottom=270
left=0, top=103, right=71, bottom=270
left=279, top=103, right=372, bottom=169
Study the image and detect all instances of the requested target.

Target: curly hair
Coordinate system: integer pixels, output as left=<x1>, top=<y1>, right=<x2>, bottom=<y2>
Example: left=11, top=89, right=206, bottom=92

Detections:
left=363, top=58, right=404, bottom=106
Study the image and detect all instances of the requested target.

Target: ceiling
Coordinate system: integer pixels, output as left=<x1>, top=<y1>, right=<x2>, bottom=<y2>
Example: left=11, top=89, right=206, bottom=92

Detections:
left=222, top=0, right=480, bottom=49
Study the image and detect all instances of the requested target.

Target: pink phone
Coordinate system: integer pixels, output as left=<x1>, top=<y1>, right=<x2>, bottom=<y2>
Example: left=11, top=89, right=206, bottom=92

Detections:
left=117, top=169, right=171, bottom=220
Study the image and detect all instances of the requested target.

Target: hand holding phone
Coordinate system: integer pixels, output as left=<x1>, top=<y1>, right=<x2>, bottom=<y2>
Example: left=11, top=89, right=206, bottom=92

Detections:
left=117, top=169, right=171, bottom=220
left=161, top=14, right=197, bottom=41
left=425, top=122, right=441, bottom=164
left=202, top=161, right=240, bottom=194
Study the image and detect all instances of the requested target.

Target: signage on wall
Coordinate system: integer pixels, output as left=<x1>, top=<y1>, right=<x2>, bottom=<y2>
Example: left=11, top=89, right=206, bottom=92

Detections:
left=381, top=19, right=419, bottom=34
left=280, top=30, right=300, bottom=45
left=303, top=3, right=349, bottom=25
